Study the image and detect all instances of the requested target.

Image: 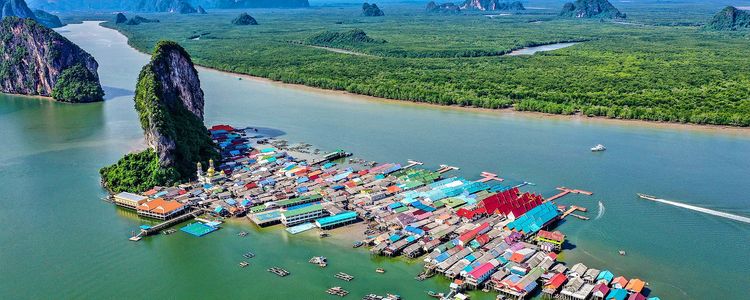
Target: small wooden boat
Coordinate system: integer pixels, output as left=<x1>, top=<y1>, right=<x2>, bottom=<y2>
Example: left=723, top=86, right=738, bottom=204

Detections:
left=238, top=231, right=248, bottom=237
left=426, top=291, right=444, bottom=298
left=375, top=268, right=385, bottom=274
left=352, top=241, right=364, bottom=248
left=619, top=250, right=626, bottom=256
left=239, top=261, right=249, bottom=268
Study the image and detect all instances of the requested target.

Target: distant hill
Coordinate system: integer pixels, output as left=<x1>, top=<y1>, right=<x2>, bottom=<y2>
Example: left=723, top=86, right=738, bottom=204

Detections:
left=460, top=0, right=524, bottom=11
left=232, top=12, right=257, bottom=25
left=1, top=0, right=63, bottom=27
left=559, top=0, right=625, bottom=19
left=305, top=29, right=386, bottom=47
left=362, top=2, right=384, bottom=17
left=136, top=0, right=197, bottom=14
left=706, top=6, right=750, bottom=31
left=426, top=1, right=461, bottom=14
left=26, top=0, right=309, bottom=11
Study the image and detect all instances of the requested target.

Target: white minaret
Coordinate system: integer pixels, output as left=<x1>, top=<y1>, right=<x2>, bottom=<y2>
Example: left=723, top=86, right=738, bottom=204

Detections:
left=196, top=161, right=203, bottom=179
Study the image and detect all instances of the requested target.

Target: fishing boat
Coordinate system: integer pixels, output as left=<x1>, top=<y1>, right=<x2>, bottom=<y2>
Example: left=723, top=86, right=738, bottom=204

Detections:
left=309, top=256, right=328, bottom=267
left=352, top=241, right=364, bottom=248
left=238, top=231, right=248, bottom=237
left=619, top=250, right=627, bottom=256
left=591, top=144, right=606, bottom=152
left=375, top=268, right=385, bottom=273
left=319, top=231, right=330, bottom=238
left=239, top=261, right=249, bottom=268
left=426, top=291, right=444, bottom=298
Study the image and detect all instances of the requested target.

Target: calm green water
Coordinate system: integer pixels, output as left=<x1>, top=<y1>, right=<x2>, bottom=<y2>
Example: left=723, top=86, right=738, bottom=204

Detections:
left=1, top=21, right=749, bottom=299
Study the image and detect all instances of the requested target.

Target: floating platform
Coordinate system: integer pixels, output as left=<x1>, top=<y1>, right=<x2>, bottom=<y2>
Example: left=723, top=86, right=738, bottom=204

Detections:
left=286, top=222, right=316, bottom=234
left=180, top=222, right=219, bottom=237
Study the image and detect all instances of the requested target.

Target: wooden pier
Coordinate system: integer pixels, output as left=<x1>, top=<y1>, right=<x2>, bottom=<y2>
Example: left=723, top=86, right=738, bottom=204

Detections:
left=545, top=187, right=594, bottom=202
left=476, top=172, right=504, bottom=183
left=436, top=165, right=459, bottom=174
left=560, top=205, right=588, bottom=220
left=129, top=209, right=200, bottom=241
left=404, top=160, right=424, bottom=169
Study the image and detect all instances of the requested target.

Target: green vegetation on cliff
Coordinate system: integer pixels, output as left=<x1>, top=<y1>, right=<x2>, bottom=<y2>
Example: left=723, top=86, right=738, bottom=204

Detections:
left=560, top=0, right=625, bottom=19
left=51, top=64, right=105, bottom=103
left=100, top=41, right=218, bottom=193
left=99, top=149, right=179, bottom=194
left=232, top=13, right=257, bottom=25
left=362, top=3, right=384, bottom=17
left=706, top=6, right=750, bottom=31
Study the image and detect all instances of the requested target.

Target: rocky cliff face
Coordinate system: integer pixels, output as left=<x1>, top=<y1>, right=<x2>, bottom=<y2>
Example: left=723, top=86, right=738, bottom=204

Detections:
left=559, top=0, right=625, bottom=19
left=232, top=12, right=257, bottom=25
left=460, top=0, right=524, bottom=11
left=362, top=2, right=384, bottom=17
left=1, top=0, right=63, bottom=28
left=101, top=41, right=218, bottom=193
left=0, top=17, right=103, bottom=102
left=706, top=6, right=750, bottom=31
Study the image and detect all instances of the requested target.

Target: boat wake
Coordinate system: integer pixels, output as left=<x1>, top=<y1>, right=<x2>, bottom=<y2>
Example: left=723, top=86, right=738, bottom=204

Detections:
left=595, top=201, right=605, bottom=220
left=638, top=194, right=750, bottom=224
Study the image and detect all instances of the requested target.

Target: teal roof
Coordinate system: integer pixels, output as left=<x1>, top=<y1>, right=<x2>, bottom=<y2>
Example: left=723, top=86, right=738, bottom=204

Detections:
left=507, top=202, right=559, bottom=234
left=315, top=211, right=357, bottom=227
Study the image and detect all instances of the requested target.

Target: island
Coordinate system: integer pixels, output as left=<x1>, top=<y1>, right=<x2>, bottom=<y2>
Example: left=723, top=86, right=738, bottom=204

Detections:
left=100, top=41, right=219, bottom=193
left=559, top=0, right=625, bottom=19
left=136, top=0, right=197, bottom=14
left=362, top=3, right=384, bottom=17
left=706, top=6, right=750, bottom=31
left=460, top=0, right=524, bottom=11
left=426, top=1, right=461, bottom=14
left=1, top=0, right=63, bottom=28
left=0, top=17, right=103, bottom=102
left=232, top=13, right=258, bottom=26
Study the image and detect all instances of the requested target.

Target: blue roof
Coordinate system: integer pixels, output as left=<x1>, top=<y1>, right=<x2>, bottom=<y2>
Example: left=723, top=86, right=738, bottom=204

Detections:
left=214, top=206, right=225, bottom=213
left=315, top=211, right=358, bottom=227
left=606, top=289, right=628, bottom=300
left=225, top=198, right=237, bottom=206
left=506, top=202, right=560, bottom=234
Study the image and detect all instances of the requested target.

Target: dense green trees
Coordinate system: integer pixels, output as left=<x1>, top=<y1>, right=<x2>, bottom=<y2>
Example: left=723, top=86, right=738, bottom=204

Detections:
left=99, top=149, right=180, bottom=193
left=51, top=64, right=104, bottom=103
left=106, top=6, right=750, bottom=126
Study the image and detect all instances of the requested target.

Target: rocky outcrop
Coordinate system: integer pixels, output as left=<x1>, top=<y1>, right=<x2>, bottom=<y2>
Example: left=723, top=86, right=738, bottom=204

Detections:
left=0, top=17, right=103, bottom=102
left=115, top=12, right=127, bottom=24
left=28, top=0, right=310, bottom=10
left=31, top=9, right=61, bottom=27
left=232, top=12, right=257, bottom=25
left=1, top=0, right=63, bottom=28
left=426, top=1, right=461, bottom=14
left=560, top=0, right=625, bottom=19
left=100, top=41, right=218, bottom=193
left=197, top=5, right=207, bottom=14
left=706, top=6, right=750, bottom=31
left=135, top=0, right=197, bottom=13
left=460, top=0, right=524, bottom=11
left=362, top=2, right=384, bottom=17
left=126, top=15, right=160, bottom=25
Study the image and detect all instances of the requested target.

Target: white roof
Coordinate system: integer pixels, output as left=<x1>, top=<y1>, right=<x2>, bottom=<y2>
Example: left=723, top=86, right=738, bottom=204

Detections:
left=115, top=192, right=147, bottom=201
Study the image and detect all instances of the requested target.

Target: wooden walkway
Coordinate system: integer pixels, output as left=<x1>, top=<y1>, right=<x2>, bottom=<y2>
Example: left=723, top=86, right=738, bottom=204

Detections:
left=545, top=187, right=593, bottom=202
left=129, top=210, right=200, bottom=241
left=476, top=172, right=504, bottom=183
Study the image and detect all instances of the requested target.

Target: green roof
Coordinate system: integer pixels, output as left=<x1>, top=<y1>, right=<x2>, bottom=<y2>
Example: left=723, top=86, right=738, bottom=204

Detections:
left=282, top=204, right=324, bottom=218
left=276, top=194, right=322, bottom=207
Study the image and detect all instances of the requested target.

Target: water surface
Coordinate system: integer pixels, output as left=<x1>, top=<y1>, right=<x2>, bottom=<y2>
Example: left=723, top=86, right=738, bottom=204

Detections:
left=1, top=21, right=748, bottom=299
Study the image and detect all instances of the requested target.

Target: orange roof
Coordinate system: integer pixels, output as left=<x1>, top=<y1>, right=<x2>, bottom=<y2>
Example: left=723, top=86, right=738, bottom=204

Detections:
left=143, top=189, right=158, bottom=196
left=625, top=278, right=645, bottom=293
left=387, top=186, right=402, bottom=194
left=137, top=198, right=184, bottom=214
left=612, top=276, right=628, bottom=288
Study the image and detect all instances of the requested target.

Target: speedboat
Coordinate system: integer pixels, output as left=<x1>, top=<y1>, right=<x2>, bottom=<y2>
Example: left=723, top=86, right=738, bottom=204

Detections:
left=591, top=144, right=606, bottom=152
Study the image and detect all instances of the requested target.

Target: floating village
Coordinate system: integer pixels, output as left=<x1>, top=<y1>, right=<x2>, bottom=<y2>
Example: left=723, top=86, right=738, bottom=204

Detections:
left=111, top=125, right=660, bottom=300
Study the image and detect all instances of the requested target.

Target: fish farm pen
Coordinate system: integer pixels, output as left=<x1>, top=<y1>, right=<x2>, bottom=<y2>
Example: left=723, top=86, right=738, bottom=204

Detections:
left=110, top=124, right=661, bottom=300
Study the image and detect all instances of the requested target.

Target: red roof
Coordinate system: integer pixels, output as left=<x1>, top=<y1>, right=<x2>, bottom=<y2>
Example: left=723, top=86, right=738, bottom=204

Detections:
left=210, top=124, right=235, bottom=131
left=479, top=188, right=544, bottom=218
left=546, top=273, right=567, bottom=289
left=467, top=262, right=495, bottom=279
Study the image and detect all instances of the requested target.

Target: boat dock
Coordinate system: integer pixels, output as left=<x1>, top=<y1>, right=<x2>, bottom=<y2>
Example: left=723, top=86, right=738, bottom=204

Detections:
left=334, top=272, right=354, bottom=281
left=267, top=267, right=290, bottom=277
left=129, top=210, right=200, bottom=241
left=476, top=171, right=504, bottom=183
left=404, top=160, right=424, bottom=169
left=560, top=205, right=589, bottom=220
left=436, top=164, right=459, bottom=174
left=545, top=187, right=594, bottom=202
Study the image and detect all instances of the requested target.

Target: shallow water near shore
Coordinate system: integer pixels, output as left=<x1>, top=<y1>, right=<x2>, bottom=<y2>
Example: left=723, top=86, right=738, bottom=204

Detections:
left=0, top=21, right=749, bottom=299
